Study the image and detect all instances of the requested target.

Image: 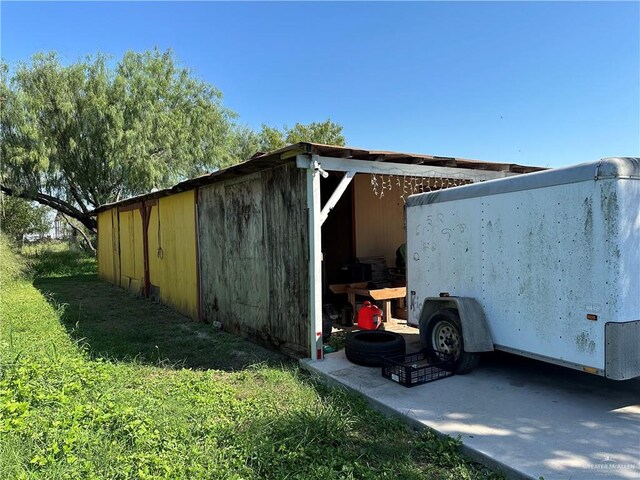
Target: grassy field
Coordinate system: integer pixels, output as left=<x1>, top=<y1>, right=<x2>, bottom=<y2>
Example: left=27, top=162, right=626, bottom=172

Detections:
left=0, top=237, right=502, bottom=479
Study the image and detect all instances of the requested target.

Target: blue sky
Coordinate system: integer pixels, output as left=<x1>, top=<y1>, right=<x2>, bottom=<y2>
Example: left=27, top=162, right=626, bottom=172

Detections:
left=2, top=1, right=639, bottom=168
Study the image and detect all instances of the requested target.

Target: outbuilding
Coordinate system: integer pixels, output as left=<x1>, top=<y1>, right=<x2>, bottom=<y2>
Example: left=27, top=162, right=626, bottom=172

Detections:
left=94, top=143, right=542, bottom=359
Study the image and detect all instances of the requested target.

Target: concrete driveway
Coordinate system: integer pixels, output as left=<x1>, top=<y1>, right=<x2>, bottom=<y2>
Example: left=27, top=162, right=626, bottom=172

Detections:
left=301, top=346, right=640, bottom=480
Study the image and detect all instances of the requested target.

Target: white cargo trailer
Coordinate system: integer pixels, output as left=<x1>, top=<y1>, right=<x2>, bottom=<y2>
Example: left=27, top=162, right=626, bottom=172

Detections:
left=406, top=157, right=640, bottom=380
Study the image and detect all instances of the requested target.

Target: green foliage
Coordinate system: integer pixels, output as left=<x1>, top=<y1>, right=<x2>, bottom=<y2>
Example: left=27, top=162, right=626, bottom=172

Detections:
left=21, top=241, right=97, bottom=278
left=326, top=329, right=347, bottom=352
left=0, top=234, right=26, bottom=287
left=0, top=239, right=499, bottom=480
left=227, top=119, right=347, bottom=160
left=226, top=124, right=263, bottom=164
left=258, top=119, right=346, bottom=151
left=0, top=195, right=51, bottom=242
left=1, top=49, right=237, bottom=231
left=2, top=49, right=348, bottom=234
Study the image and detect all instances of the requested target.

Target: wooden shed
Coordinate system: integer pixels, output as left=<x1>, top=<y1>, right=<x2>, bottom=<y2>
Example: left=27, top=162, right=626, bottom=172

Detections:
left=94, top=143, right=542, bottom=358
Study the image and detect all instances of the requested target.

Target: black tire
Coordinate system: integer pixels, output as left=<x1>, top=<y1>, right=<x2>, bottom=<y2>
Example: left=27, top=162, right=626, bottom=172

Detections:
left=422, top=309, right=480, bottom=374
left=345, top=330, right=406, bottom=367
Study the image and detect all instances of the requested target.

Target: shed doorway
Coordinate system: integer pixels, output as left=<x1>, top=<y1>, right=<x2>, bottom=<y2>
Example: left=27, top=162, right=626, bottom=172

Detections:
left=320, top=172, right=413, bottom=343
left=320, top=173, right=354, bottom=288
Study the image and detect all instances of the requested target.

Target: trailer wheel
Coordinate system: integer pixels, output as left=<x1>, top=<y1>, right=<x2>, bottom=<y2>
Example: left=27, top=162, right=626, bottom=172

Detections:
left=345, top=330, right=406, bottom=367
left=424, top=309, right=480, bottom=374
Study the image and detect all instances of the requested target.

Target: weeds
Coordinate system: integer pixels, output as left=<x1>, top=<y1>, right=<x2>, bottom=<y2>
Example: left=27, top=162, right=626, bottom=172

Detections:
left=21, top=241, right=96, bottom=279
left=0, top=235, right=27, bottom=287
left=327, top=329, right=347, bottom=351
left=0, top=237, right=502, bottom=479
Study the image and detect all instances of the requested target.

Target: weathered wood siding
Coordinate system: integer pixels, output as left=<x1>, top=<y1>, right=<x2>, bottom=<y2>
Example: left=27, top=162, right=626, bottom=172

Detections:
left=198, top=163, right=309, bottom=355
left=263, top=165, right=309, bottom=353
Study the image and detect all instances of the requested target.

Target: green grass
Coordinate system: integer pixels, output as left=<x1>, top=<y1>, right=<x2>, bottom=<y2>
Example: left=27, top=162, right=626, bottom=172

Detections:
left=0, top=237, right=502, bottom=479
left=32, top=273, right=285, bottom=371
left=21, top=241, right=97, bottom=279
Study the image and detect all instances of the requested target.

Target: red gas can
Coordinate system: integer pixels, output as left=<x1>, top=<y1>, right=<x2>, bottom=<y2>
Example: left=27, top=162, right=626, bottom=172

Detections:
left=357, top=301, right=383, bottom=330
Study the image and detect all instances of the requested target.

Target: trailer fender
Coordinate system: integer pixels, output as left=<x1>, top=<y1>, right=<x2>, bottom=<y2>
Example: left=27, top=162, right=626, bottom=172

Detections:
left=419, top=297, right=494, bottom=352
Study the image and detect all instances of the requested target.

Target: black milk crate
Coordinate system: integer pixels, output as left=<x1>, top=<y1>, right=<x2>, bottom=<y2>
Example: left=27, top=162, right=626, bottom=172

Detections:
left=381, top=350, right=454, bottom=387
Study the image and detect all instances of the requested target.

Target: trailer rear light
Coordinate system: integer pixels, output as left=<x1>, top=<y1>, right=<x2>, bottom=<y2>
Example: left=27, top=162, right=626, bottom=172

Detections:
left=583, top=367, right=598, bottom=374
left=586, top=314, right=598, bottom=321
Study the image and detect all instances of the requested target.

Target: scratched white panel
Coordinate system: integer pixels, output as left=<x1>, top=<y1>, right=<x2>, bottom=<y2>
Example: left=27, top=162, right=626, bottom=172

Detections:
left=605, top=179, right=640, bottom=323
left=407, top=175, right=640, bottom=371
left=408, top=196, right=483, bottom=322
left=478, top=181, right=608, bottom=368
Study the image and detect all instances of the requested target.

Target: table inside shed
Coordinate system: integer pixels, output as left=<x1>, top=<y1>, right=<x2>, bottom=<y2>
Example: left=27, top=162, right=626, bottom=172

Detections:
left=329, top=284, right=407, bottom=322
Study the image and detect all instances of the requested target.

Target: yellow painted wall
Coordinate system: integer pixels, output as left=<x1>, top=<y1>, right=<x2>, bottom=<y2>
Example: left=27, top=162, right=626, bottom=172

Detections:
left=97, top=210, right=114, bottom=283
left=118, top=209, right=145, bottom=295
left=354, top=174, right=406, bottom=267
left=97, top=209, right=121, bottom=285
left=147, top=190, right=198, bottom=319
left=112, top=209, right=121, bottom=285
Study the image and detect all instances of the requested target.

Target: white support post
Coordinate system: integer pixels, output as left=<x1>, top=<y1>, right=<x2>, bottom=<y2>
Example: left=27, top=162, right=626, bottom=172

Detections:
left=305, top=155, right=324, bottom=361
left=320, top=171, right=355, bottom=226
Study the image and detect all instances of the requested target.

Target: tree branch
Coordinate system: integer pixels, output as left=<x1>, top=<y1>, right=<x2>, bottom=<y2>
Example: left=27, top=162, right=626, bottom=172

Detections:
left=68, top=183, right=90, bottom=214
left=1, top=184, right=97, bottom=233
left=61, top=213, right=96, bottom=254
left=58, top=162, right=92, bottom=215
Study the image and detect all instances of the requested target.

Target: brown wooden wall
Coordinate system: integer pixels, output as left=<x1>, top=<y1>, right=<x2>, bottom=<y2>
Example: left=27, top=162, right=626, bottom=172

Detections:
left=197, top=163, right=309, bottom=356
left=353, top=174, right=406, bottom=267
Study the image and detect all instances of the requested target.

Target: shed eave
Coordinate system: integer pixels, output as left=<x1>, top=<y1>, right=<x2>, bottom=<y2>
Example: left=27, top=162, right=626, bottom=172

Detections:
left=91, top=142, right=545, bottom=215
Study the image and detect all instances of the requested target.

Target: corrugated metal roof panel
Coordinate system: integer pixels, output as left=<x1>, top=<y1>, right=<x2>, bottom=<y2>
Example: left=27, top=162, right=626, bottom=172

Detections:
left=93, top=142, right=545, bottom=213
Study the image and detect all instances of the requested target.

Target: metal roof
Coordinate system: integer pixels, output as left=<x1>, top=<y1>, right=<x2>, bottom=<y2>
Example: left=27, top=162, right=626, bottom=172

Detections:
left=93, top=142, right=545, bottom=213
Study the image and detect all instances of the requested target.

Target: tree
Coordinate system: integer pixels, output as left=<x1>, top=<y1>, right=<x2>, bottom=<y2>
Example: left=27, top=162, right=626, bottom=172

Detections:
left=1, top=50, right=238, bottom=233
left=257, top=119, right=346, bottom=152
left=1, top=49, right=348, bottom=238
left=226, top=125, right=261, bottom=164
left=0, top=194, right=51, bottom=243
left=229, top=119, right=347, bottom=161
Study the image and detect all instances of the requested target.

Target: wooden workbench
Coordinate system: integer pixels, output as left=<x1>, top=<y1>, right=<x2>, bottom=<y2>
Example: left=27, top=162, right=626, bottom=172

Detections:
left=346, top=286, right=407, bottom=322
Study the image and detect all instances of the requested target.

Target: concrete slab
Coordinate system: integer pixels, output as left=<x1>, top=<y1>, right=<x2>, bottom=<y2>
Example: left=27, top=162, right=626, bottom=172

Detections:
left=301, top=349, right=640, bottom=480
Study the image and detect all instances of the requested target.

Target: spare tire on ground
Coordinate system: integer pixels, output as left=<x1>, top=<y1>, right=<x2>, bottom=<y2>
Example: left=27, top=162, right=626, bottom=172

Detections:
left=345, top=330, right=406, bottom=367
